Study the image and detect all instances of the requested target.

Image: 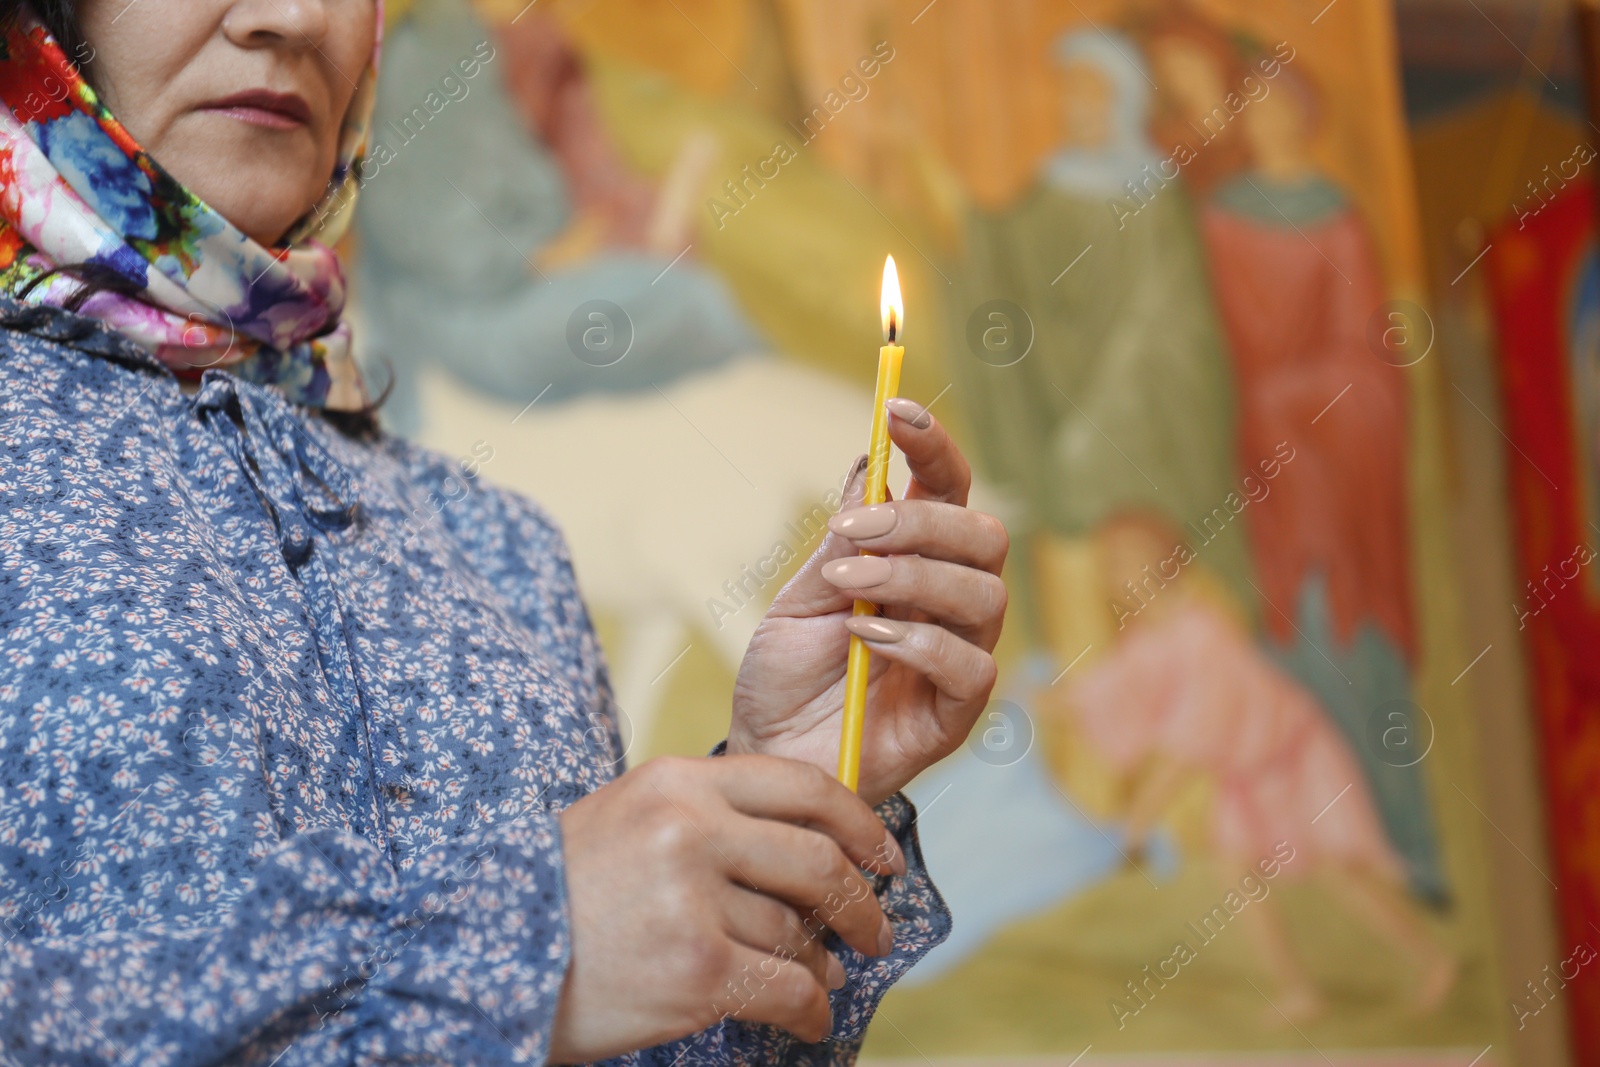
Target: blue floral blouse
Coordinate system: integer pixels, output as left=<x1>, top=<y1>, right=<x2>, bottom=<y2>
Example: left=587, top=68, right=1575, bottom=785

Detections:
left=0, top=301, right=950, bottom=1067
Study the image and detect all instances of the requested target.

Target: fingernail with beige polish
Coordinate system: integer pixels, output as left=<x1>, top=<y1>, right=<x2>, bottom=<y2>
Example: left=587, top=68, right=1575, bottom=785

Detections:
left=877, top=916, right=895, bottom=956
left=885, top=397, right=932, bottom=429
left=843, top=452, right=868, bottom=492
left=829, top=503, right=898, bottom=540
left=824, top=556, right=892, bottom=589
left=845, top=616, right=906, bottom=643
left=827, top=953, right=847, bottom=990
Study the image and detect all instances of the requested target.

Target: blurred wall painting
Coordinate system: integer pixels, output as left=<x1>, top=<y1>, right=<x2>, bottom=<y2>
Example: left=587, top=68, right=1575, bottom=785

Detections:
left=349, top=0, right=1538, bottom=1060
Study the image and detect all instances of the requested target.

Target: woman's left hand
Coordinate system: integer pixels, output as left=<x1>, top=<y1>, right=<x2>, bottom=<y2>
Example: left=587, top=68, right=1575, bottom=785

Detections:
left=728, top=400, right=1009, bottom=806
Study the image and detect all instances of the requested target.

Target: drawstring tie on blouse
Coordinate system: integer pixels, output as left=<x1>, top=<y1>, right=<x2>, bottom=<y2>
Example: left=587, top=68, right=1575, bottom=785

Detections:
left=193, top=373, right=363, bottom=569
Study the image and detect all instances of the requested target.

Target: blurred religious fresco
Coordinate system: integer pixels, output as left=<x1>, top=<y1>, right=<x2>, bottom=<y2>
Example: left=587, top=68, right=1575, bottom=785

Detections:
left=348, top=0, right=1568, bottom=1059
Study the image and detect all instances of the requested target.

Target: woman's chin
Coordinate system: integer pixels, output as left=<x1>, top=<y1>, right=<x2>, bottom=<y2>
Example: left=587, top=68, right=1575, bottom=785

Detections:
left=204, top=186, right=318, bottom=246
left=168, top=133, right=326, bottom=244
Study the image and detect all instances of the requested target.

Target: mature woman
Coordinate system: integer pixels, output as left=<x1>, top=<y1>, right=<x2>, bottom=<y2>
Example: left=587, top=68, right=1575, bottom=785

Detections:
left=0, top=2, right=1008, bottom=1064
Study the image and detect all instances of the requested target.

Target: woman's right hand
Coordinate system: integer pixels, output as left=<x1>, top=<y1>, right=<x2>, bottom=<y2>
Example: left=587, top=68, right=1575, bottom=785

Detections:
left=547, top=754, right=906, bottom=1063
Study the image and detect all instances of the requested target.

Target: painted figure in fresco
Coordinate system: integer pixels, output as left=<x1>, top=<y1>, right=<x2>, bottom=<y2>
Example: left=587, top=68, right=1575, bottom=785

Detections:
left=356, top=0, right=761, bottom=434
left=890, top=27, right=1253, bottom=975
left=1160, top=37, right=1451, bottom=905
left=1070, top=515, right=1458, bottom=1023
left=948, top=26, right=1252, bottom=664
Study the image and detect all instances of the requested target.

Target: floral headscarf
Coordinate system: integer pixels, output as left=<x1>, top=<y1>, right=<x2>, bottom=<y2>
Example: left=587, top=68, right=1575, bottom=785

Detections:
left=0, top=3, right=383, bottom=410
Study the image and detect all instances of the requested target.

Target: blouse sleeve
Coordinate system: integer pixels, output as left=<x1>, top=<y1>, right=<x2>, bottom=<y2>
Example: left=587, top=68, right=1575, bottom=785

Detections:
left=2, top=817, right=571, bottom=1067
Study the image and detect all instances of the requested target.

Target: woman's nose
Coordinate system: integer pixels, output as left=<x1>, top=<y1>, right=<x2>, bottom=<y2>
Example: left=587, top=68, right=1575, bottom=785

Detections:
left=222, top=0, right=334, bottom=50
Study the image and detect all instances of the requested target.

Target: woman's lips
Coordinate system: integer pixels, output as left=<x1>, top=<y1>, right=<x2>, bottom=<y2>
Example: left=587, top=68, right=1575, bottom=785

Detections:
left=201, top=90, right=312, bottom=131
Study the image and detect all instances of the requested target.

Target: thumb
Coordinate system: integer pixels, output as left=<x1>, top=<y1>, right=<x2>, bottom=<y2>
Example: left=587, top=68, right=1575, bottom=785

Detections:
left=767, top=453, right=871, bottom=619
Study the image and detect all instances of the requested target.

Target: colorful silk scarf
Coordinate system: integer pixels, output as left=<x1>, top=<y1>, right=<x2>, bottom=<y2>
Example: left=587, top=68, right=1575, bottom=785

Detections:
left=0, top=5, right=382, bottom=410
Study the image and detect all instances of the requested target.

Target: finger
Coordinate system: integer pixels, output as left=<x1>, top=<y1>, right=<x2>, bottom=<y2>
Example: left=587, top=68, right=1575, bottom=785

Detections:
left=722, top=817, right=892, bottom=959
left=821, top=554, right=1007, bottom=641
left=723, top=885, right=843, bottom=992
left=717, top=943, right=834, bottom=1042
left=765, top=454, right=871, bottom=619
left=843, top=616, right=999, bottom=709
left=885, top=398, right=970, bottom=506
left=714, top=755, right=904, bottom=876
left=828, top=499, right=1008, bottom=574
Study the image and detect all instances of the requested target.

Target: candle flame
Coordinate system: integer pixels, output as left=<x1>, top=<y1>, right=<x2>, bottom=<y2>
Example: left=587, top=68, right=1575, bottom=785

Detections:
left=880, top=255, right=902, bottom=343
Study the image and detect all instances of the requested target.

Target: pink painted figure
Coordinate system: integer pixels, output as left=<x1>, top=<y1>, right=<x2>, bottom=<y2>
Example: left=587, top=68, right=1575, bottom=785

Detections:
left=1071, top=592, right=1401, bottom=879
left=1066, top=514, right=1455, bottom=1024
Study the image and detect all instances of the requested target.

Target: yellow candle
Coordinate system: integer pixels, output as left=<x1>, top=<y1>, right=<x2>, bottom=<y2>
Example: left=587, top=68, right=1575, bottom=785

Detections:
left=838, top=255, right=904, bottom=792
